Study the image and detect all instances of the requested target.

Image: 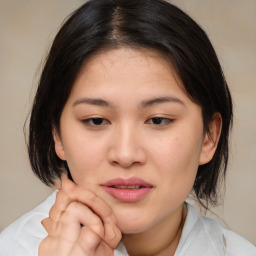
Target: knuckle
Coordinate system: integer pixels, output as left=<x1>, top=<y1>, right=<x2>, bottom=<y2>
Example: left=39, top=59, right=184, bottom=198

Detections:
left=78, top=228, right=100, bottom=250
left=41, top=218, right=48, bottom=228
left=76, top=186, right=98, bottom=203
left=41, top=218, right=58, bottom=235
left=55, top=189, right=64, bottom=201
left=39, top=236, right=57, bottom=256
left=105, top=207, right=114, bottom=220
left=48, top=206, right=56, bottom=219
left=90, top=222, right=104, bottom=236
left=116, top=229, right=122, bottom=242
left=86, top=190, right=98, bottom=203
left=41, top=218, right=52, bottom=233
left=57, top=187, right=72, bottom=203
left=62, top=178, right=76, bottom=193
left=64, top=201, right=79, bottom=217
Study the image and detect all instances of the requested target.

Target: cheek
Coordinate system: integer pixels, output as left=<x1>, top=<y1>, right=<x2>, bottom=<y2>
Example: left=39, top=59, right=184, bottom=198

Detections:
left=150, top=134, right=201, bottom=171
left=150, top=133, right=202, bottom=191
left=63, top=135, right=107, bottom=177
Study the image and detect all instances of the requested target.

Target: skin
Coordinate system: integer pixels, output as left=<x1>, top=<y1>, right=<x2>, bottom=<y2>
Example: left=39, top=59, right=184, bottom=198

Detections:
left=40, top=47, right=222, bottom=256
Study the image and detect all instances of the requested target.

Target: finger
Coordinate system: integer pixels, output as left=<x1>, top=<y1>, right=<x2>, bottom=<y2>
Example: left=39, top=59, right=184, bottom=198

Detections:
left=62, top=177, right=116, bottom=223
left=41, top=217, right=56, bottom=235
left=93, top=241, right=115, bottom=256
left=40, top=205, right=104, bottom=256
left=38, top=236, right=55, bottom=256
left=70, top=228, right=101, bottom=256
left=39, top=235, right=79, bottom=256
left=48, top=177, right=121, bottom=248
left=56, top=203, right=103, bottom=256
left=61, top=178, right=122, bottom=248
left=48, top=189, right=70, bottom=222
left=46, top=185, right=103, bottom=236
left=58, top=202, right=105, bottom=242
left=71, top=228, right=114, bottom=256
left=39, top=236, right=71, bottom=256
left=103, top=222, right=122, bottom=249
left=48, top=178, right=87, bottom=225
left=47, top=177, right=86, bottom=228
left=46, top=189, right=70, bottom=235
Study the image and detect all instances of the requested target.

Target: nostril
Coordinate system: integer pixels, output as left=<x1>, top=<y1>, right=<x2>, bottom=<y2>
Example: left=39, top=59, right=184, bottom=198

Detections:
left=107, top=145, right=147, bottom=167
left=111, top=160, right=119, bottom=166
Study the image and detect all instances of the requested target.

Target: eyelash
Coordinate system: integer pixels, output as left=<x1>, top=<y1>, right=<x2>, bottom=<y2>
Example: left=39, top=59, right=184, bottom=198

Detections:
left=146, top=117, right=174, bottom=126
left=82, top=117, right=174, bottom=127
left=82, top=118, right=110, bottom=126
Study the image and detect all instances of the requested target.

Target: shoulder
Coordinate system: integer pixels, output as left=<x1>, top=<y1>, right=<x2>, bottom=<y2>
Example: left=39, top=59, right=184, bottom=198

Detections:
left=175, top=203, right=256, bottom=256
left=195, top=206, right=256, bottom=256
left=222, top=229, right=256, bottom=256
left=198, top=211, right=256, bottom=255
left=0, top=190, right=57, bottom=256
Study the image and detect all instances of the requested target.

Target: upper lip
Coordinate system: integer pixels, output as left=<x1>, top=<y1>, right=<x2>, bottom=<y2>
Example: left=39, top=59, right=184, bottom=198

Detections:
left=101, top=177, right=153, bottom=188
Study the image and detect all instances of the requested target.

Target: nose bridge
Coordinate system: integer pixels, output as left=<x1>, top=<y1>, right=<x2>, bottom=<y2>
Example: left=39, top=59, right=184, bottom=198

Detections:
left=118, top=122, right=137, bottom=153
left=108, top=121, right=146, bottom=167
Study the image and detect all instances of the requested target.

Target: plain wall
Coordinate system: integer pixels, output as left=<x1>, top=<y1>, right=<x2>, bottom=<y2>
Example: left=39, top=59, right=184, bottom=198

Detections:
left=0, top=0, right=255, bottom=245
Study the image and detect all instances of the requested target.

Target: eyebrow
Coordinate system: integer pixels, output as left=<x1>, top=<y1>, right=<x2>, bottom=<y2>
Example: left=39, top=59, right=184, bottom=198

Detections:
left=72, top=96, right=185, bottom=108
left=140, top=96, right=185, bottom=108
left=73, top=98, right=115, bottom=108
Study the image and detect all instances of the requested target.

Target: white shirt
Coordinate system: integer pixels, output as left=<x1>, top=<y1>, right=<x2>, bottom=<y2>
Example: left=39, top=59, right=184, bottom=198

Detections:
left=0, top=191, right=255, bottom=256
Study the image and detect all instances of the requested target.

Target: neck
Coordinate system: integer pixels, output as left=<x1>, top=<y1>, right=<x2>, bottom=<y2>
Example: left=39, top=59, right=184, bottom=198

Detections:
left=122, top=204, right=187, bottom=256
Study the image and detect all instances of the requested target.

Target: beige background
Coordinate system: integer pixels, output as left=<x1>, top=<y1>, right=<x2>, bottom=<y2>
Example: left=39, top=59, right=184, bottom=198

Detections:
left=0, top=0, right=255, bottom=245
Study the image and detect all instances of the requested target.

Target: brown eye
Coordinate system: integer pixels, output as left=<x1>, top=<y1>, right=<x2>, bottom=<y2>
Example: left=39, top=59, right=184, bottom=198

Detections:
left=91, top=118, right=104, bottom=125
left=82, top=118, right=109, bottom=126
left=147, top=117, right=174, bottom=125
left=152, top=117, right=164, bottom=125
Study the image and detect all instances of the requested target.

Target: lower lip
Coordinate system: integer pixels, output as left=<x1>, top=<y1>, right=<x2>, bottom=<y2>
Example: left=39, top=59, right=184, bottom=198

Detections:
left=102, top=186, right=152, bottom=203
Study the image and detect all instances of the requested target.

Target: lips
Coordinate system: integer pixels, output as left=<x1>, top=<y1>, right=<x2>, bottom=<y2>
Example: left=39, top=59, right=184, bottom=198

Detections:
left=111, top=185, right=142, bottom=189
left=101, top=177, right=153, bottom=203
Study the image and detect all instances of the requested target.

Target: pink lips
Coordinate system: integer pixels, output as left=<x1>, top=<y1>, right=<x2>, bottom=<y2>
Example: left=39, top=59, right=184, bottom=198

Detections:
left=101, top=177, right=153, bottom=203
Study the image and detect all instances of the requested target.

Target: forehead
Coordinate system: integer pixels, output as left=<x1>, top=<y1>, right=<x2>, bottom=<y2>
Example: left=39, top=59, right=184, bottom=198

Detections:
left=72, top=47, right=186, bottom=96
left=85, top=47, right=171, bottom=70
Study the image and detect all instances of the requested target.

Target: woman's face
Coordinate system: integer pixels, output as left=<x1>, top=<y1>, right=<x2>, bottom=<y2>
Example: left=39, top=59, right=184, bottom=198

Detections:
left=54, top=47, right=217, bottom=234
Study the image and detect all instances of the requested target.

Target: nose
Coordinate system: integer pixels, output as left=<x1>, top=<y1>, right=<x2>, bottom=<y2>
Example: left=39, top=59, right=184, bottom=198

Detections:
left=107, top=125, right=147, bottom=168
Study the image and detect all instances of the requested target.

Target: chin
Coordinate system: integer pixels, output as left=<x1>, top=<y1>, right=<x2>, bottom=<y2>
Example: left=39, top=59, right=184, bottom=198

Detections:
left=114, top=207, right=153, bottom=234
left=118, top=220, right=149, bottom=234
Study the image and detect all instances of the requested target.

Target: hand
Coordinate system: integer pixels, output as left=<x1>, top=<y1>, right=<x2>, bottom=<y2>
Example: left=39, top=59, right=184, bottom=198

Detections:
left=39, top=176, right=122, bottom=256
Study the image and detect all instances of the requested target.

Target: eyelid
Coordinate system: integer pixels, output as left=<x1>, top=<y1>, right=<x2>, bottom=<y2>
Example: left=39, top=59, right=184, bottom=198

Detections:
left=145, top=116, right=175, bottom=126
left=81, top=117, right=110, bottom=126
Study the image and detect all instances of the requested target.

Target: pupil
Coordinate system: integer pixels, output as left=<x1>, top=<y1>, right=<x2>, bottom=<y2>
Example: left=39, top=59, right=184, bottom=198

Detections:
left=152, top=117, right=162, bottom=124
left=92, top=118, right=103, bottom=125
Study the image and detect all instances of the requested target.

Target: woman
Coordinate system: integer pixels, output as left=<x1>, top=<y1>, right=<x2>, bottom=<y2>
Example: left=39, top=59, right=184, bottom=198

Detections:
left=0, top=0, right=255, bottom=255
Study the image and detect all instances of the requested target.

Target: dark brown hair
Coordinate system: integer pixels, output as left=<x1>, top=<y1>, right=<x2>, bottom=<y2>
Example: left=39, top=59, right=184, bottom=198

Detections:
left=28, top=0, right=233, bottom=207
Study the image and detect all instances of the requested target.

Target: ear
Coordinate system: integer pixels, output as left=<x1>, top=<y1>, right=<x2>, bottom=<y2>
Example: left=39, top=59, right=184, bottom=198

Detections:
left=199, top=113, right=222, bottom=165
left=52, top=127, right=66, bottom=160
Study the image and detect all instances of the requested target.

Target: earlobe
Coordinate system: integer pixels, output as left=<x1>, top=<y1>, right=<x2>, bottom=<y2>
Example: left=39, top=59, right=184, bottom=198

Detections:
left=199, top=113, right=222, bottom=165
left=52, top=127, right=66, bottom=160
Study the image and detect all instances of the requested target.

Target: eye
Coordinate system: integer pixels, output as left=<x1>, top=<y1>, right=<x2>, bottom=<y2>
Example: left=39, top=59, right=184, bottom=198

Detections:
left=146, top=117, right=174, bottom=126
left=82, top=118, right=110, bottom=126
